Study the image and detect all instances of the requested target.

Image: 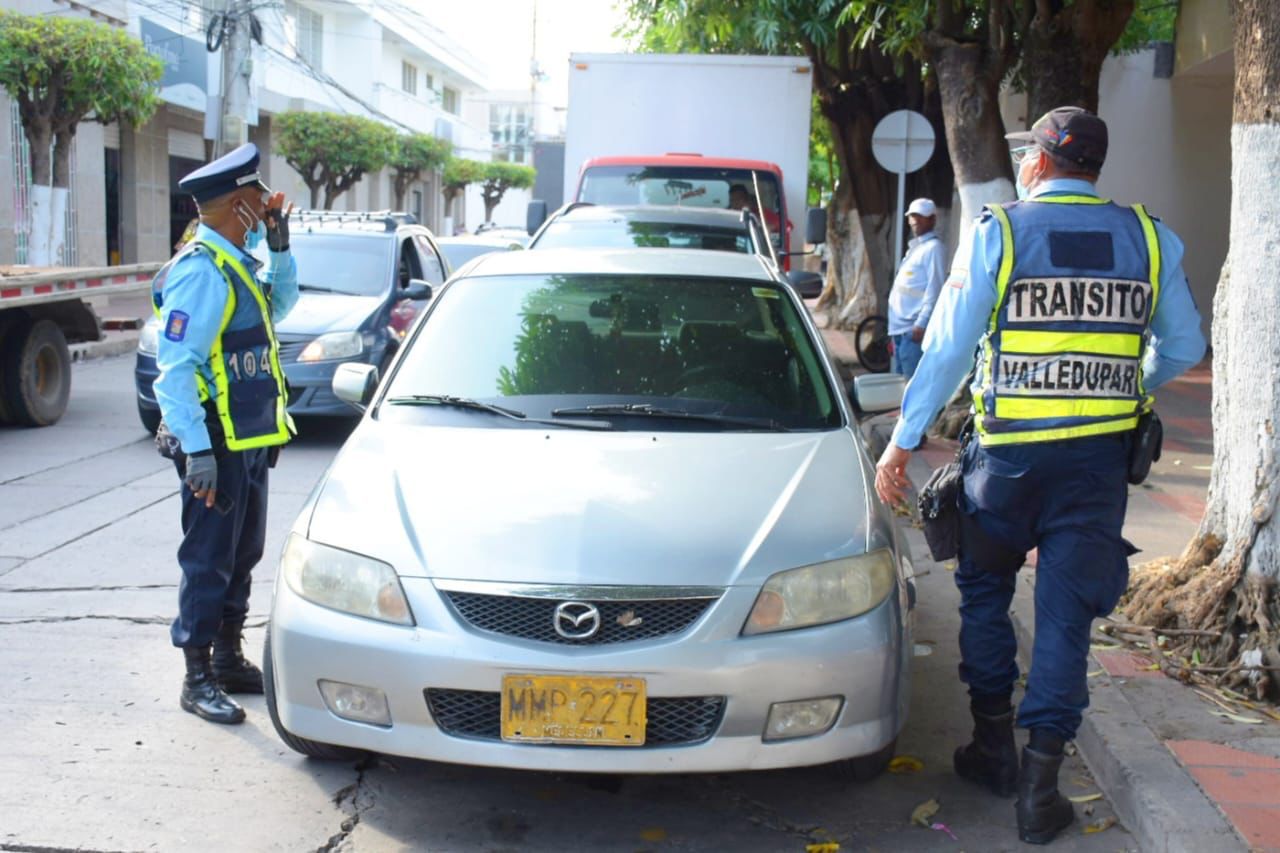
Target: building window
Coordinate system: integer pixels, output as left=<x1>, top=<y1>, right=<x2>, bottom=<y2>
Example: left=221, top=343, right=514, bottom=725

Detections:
left=489, top=103, right=531, bottom=164
left=425, top=73, right=434, bottom=91
left=285, top=0, right=323, bottom=68
left=442, top=86, right=459, bottom=115
left=401, top=61, right=417, bottom=95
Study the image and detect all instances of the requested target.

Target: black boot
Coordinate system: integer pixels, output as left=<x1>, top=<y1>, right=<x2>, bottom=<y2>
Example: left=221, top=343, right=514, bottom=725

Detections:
left=1016, top=745, right=1075, bottom=844
left=181, top=646, right=246, bottom=725
left=954, top=708, right=1018, bottom=797
left=212, top=620, right=264, bottom=694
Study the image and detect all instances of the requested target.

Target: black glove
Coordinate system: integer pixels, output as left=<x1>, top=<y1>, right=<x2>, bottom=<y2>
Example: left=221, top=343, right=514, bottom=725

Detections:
left=184, top=450, right=217, bottom=494
left=266, top=206, right=290, bottom=252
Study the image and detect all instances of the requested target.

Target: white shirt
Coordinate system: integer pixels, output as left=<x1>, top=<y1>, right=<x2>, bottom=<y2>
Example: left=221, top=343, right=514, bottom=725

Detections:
left=887, top=230, right=946, bottom=335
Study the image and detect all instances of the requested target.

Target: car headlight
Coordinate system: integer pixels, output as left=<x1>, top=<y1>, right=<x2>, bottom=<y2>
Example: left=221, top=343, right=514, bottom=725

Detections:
left=280, top=533, right=413, bottom=625
left=137, top=317, right=160, bottom=356
left=743, top=550, right=896, bottom=635
left=298, top=331, right=364, bottom=362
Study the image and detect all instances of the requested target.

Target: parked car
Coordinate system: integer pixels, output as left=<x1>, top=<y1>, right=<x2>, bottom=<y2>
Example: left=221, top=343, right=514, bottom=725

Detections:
left=135, top=211, right=450, bottom=432
left=529, top=204, right=824, bottom=297
left=264, top=247, right=914, bottom=778
left=436, top=234, right=523, bottom=273
left=473, top=222, right=531, bottom=248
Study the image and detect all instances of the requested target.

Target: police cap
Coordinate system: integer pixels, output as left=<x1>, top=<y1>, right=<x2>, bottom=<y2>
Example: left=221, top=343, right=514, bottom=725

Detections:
left=1006, top=106, right=1108, bottom=172
left=178, top=143, right=270, bottom=203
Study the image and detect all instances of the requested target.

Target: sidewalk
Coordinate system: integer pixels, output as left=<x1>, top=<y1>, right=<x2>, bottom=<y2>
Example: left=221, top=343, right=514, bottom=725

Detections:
left=884, top=361, right=1280, bottom=853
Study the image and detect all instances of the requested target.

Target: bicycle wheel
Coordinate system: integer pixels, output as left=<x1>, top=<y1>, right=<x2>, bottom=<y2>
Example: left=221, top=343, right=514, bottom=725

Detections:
left=855, top=314, right=892, bottom=373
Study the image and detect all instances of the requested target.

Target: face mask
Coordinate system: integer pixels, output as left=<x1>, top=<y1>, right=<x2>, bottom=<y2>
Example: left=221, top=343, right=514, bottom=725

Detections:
left=243, top=221, right=266, bottom=251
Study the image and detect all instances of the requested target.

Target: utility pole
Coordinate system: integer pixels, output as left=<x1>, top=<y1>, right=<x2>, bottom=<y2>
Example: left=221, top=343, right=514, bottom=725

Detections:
left=212, top=0, right=252, bottom=157
left=528, top=0, right=537, bottom=161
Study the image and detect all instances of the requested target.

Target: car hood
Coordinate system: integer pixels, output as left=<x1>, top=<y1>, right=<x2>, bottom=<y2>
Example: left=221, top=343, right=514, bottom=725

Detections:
left=274, top=293, right=382, bottom=336
left=306, top=423, right=874, bottom=588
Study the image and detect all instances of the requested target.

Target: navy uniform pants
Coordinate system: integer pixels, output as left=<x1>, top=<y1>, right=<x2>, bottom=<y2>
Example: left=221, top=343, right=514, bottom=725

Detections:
left=170, top=448, right=270, bottom=648
left=955, top=433, right=1131, bottom=741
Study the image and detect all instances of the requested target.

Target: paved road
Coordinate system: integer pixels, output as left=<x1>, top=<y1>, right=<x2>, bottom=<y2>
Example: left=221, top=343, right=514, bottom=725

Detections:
left=0, top=355, right=1135, bottom=852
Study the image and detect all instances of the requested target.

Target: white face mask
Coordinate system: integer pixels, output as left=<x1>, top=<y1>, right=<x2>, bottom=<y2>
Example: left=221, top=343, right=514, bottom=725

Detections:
left=1015, top=153, right=1044, bottom=200
left=233, top=199, right=262, bottom=245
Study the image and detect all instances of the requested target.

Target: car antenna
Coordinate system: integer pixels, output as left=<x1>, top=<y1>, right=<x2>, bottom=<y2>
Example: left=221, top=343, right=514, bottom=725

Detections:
left=751, top=169, right=781, bottom=269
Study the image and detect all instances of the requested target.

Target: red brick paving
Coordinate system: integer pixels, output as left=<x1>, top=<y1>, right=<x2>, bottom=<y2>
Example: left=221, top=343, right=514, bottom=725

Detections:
left=1147, top=490, right=1207, bottom=524
left=1092, top=649, right=1162, bottom=678
left=1169, top=740, right=1280, bottom=852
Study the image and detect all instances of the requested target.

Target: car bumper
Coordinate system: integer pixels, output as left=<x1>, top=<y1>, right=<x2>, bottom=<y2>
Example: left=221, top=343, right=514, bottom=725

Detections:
left=269, top=577, right=909, bottom=773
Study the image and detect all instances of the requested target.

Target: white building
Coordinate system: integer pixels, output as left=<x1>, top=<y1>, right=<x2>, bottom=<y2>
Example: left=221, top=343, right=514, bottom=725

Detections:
left=0, top=0, right=492, bottom=266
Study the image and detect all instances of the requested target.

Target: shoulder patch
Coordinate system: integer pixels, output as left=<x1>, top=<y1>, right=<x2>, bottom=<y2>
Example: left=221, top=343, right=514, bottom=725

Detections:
left=164, top=310, right=191, bottom=342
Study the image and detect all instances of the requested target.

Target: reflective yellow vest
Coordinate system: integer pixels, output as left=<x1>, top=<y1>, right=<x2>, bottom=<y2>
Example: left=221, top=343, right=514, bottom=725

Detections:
left=973, top=195, right=1162, bottom=445
left=153, top=239, right=293, bottom=451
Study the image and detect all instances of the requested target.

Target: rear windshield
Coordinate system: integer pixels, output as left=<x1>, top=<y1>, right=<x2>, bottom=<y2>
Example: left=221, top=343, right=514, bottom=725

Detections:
left=274, top=234, right=391, bottom=297
left=533, top=220, right=753, bottom=253
left=579, top=166, right=782, bottom=224
left=385, top=273, right=841, bottom=431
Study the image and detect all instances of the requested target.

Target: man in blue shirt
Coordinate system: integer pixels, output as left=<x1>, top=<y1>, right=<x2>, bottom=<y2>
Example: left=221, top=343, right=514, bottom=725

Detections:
left=152, top=143, right=298, bottom=725
left=874, top=108, right=1205, bottom=844
left=887, top=197, right=947, bottom=380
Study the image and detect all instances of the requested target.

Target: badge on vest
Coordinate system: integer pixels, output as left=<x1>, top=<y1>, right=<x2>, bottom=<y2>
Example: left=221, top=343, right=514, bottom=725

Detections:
left=1006, top=277, right=1150, bottom=324
left=164, top=310, right=190, bottom=342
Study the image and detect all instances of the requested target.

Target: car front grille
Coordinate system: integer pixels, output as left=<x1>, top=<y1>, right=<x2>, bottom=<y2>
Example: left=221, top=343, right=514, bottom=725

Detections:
left=442, top=591, right=716, bottom=645
left=276, top=339, right=308, bottom=363
left=424, top=689, right=726, bottom=747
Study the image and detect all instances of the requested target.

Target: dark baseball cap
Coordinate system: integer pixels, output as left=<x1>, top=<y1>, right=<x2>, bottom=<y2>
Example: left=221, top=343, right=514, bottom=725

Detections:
left=1006, top=106, right=1108, bottom=171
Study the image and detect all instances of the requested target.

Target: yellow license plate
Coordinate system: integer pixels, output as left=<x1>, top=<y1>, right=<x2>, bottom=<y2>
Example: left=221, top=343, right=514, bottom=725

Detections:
left=501, top=674, right=647, bottom=746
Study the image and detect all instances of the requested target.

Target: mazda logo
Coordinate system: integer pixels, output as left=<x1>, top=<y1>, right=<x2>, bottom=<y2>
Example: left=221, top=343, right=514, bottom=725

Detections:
left=553, top=601, right=601, bottom=639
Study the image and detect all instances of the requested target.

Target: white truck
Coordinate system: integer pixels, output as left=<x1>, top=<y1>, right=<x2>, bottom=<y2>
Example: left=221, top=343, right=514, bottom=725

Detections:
left=555, top=52, right=816, bottom=257
left=0, top=263, right=160, bottom=426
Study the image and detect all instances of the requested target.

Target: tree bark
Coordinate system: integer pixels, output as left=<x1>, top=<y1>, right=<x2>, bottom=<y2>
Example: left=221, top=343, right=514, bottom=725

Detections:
left=393, top=169, right=416, bottom=212
left=1023, top=0, right=1136, bottom=121
left=1124, top=0, right=1280, bottom=700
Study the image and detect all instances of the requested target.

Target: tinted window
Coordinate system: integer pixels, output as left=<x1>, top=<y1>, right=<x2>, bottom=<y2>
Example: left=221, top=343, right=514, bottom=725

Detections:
left=288, top=234, right=391, bottom=297
left=533, top=220, right=752, bottom=253
left=579, top=166, right=782, bottom=224
left=386, top=274, right=840, bottom=430
left=414, top=234, right=447, bottom=284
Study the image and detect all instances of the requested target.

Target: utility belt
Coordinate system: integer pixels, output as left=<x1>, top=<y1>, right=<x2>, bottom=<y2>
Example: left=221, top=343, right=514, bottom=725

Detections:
left=155, top=401, right=281, bottom=467
left=917, top=411, right=1160, bottom=566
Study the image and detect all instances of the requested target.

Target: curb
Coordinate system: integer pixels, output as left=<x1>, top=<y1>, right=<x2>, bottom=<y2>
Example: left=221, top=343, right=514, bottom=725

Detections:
left=70, top=333, right=140, bottom=363
left=1008, top=577, right=1240, bottom=852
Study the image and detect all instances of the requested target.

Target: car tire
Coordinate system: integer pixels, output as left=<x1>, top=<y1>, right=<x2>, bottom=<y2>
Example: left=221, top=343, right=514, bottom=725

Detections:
left=2, top=317, right=71, bottom=426
left=827, top=736, right=897, bottom=783
left=263, top=624, right=368, bottom=761
left=137, top=400, right=161, bottom=436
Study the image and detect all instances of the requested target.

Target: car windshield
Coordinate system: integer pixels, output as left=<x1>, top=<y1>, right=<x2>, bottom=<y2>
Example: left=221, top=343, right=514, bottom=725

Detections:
left=579, top=166, right=783, bottom=223
left=383, top=273, right=841, bottom=431
left=533, top=220, right=753, bottom=253
left=439, top=241, right=514, bottom=270
left=282, top=234, right=392, bottom=297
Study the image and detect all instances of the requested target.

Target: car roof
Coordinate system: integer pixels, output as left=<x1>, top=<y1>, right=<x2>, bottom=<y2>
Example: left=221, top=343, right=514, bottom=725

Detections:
left=461, top=247, right=777, bottom=281
left=437, top=235, right=522, bottom=247
left=553, top=205, right=750, bottom=229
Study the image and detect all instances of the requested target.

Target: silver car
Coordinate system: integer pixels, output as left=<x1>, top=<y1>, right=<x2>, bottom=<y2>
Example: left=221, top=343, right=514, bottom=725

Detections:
left=265, top=248, right=914, bottom=776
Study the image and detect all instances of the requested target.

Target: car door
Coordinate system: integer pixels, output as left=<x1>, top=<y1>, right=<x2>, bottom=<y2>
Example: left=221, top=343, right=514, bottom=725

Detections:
left=412, top=231, right=450, bottom=283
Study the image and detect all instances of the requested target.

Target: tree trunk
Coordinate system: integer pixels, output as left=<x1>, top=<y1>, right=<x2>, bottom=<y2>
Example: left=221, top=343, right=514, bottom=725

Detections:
left=1023, top=1, right=1136, bottom=121
left=483, top=191, right=499, bottom=223
left=23, top=123, right=57, bottom=266
left=392, top=169, right=414, bottom=212
left=815, top=180, right=877, bottom=327
left=1124, top=0, right=1280, bottom=701
left=927, top=35, right=1016, bottom=260
left=306, top=181, right=321, bottom=210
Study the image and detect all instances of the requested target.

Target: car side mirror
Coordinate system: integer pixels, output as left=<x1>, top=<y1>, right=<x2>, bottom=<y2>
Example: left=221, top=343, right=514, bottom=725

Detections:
left=850, top=373, right=906, bottom=417
left=402, top=279, right=432, bottom=301
left=333, top=363, right=380, bottom=410
left=526, top=200, right=548, bottom=235
left=805, top=207, right=827, bottom=245
left=785, top=270, right=823, bottom=299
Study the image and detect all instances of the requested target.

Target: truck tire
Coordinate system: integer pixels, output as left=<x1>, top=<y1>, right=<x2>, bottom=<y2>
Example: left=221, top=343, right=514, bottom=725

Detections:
left=2, top=318, right=71, bottom=426
left=0, top=313, right=27, bottom=425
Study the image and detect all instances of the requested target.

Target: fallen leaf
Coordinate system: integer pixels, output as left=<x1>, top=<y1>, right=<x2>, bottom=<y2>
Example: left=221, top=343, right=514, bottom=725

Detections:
left=930, top=822, right=958, bottom=841
left=943, top=561, right=956, bottom=572
left=1087, top=670, right=1105, bottom=678
left=1083, top=816, right=1117, bottom=834
left=888, top=755, right=924, bottom=774
left=640, top=828, right=667, bottom=842
left=1090, top=642, right=1121, bottom=650
left=1069, top=793, right=1103, bottom=803
left=1210, top=711, right=1265, bottom=724
left=1144, top=663, right=1162, bottom=671
left=1192, top=648, right=1202, bottom=666
left=910, top=799, right=940, bottom=827
left=805, top=844, right=839, bottom=853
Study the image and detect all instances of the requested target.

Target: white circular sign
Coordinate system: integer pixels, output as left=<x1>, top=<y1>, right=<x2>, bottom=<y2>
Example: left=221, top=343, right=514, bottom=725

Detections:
left=872, top=109, right=936, bottom=175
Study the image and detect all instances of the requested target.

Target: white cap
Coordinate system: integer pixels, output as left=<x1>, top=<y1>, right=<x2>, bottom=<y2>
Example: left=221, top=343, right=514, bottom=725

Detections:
left=906, top=198, right=936, bottom=217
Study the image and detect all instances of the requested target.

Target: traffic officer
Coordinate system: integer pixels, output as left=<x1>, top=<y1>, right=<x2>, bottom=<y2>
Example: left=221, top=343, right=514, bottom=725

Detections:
left=887, top=197, right=946, bottom=381
left=874, top=107, right=1206, bottom=843
left=151, top=143, right=298, bottom=725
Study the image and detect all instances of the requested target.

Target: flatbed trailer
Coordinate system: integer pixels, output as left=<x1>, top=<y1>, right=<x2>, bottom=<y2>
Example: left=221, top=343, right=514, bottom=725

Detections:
left=0, top=263, right=160, bottom=426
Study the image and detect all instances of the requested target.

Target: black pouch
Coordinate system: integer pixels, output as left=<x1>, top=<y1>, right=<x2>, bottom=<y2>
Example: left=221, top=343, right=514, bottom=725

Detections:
left=1128, top=410, right=1163, bottom=485
left=918, top=461, right=962, bottom=561
left=154, top=420, right=182, bottom=461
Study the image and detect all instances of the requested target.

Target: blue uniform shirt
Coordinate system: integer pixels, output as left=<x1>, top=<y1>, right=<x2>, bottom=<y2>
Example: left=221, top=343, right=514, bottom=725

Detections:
left=890, top=179, right=1207, bottom=451
left=153, top=224, right=298, bottom=454
left=888, top=230, right=947, bottom=335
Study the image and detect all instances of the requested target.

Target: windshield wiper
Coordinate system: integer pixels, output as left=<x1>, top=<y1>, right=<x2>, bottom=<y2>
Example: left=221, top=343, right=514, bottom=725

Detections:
left=298, top=283, right=342, bottom=293
left=386, top=394, right=613, bottom=430
left=550, top=403, right=790, bottom=431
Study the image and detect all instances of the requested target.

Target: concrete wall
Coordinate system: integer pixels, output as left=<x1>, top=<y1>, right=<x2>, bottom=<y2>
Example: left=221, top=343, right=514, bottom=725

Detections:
left=119, top=114, right=170, bottom=264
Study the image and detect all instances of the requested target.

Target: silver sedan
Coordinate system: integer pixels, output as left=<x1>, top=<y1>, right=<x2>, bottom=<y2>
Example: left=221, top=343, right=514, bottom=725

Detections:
left=265, top=248, right=913, bottom=776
